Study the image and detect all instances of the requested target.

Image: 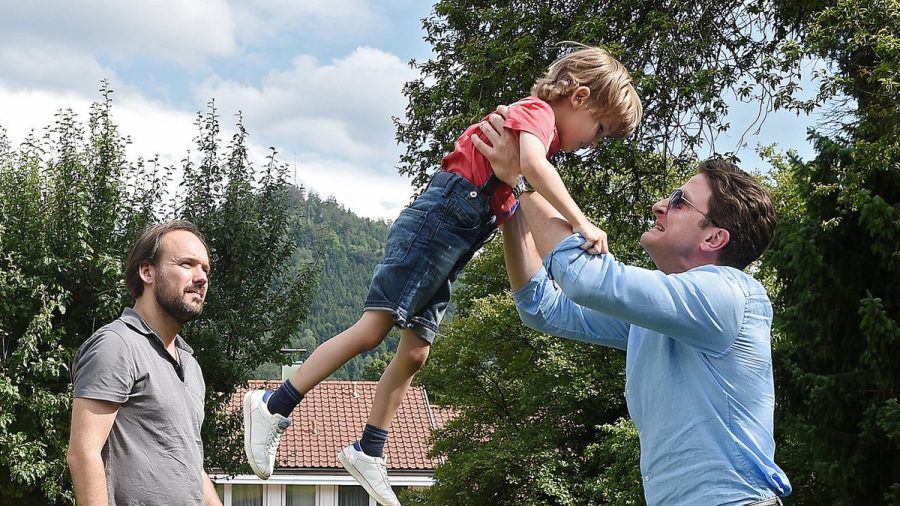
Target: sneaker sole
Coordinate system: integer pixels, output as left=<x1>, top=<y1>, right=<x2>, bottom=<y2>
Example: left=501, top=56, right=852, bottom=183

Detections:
left=243, top=391, right=269, bottom=480
left=337, top=449, right=399, bottom=506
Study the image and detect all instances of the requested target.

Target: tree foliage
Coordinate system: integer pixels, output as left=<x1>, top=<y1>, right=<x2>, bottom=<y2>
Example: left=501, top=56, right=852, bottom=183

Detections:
left=762, top=0, right=900, bottom=503
left=0, top=86, right=318, bottom=503
left=249, top=190, right=403, bottom=381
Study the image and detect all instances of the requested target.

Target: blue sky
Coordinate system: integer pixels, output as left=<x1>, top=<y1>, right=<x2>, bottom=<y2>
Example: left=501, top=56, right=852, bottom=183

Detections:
left=0, top=1, right=816, bottom=221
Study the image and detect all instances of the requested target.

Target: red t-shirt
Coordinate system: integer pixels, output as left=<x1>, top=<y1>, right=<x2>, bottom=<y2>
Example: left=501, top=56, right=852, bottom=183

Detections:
left=440, top=96, right=560, bottom=225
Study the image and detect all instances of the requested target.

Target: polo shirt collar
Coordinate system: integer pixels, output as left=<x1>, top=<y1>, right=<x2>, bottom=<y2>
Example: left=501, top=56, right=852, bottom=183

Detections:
left=121, top=307, right=195, bottom=354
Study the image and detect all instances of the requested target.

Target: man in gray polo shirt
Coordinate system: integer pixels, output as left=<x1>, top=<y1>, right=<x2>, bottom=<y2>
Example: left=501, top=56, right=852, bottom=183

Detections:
left=67, top=220, right=222, bottom=505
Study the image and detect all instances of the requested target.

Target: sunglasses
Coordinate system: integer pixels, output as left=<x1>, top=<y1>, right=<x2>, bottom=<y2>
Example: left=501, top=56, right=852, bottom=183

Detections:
left=667, top=189, right=721, bottom=228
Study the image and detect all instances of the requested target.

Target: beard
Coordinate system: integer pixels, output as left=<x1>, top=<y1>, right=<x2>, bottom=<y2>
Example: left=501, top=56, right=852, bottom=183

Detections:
left=155, top=277, right=204, bottom=324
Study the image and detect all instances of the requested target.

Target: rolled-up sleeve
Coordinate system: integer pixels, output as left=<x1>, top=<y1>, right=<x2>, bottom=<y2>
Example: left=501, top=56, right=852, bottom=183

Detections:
left=512, top=266, right=630, bottom=350
left=544, top=234, right=744, bottom=355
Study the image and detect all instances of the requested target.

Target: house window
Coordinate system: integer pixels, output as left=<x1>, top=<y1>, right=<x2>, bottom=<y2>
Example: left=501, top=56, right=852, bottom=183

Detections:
left=231, top=484, right=263, bottom=506
left=285, top=485, right=316, bottom=506
left=338, top=485, right=369, bottom=506
left=214, top=483, right=225, bottom=502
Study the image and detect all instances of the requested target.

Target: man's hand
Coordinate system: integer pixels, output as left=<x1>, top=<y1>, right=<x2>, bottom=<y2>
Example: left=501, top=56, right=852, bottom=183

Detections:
left=573, top=220, right=609, bottom=255
left=472, top=105, right=520, bottom=186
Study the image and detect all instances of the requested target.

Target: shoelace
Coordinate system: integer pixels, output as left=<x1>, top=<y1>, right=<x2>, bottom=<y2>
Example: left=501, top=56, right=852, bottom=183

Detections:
left=266, top=418, right=289, bottom=456
left=376, top=457, right=389, bottom=482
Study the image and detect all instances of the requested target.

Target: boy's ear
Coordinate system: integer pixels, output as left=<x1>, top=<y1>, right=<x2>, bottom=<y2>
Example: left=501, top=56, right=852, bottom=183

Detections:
left=571, top=86, right=591, bottom=105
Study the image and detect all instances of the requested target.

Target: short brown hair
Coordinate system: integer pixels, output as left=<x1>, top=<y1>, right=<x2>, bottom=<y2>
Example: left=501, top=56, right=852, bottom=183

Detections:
left=698, top=159, right=776, bottom=270
left=124, top=220, right=210, bottom=298
left=531, top=44, right=643, bottom=138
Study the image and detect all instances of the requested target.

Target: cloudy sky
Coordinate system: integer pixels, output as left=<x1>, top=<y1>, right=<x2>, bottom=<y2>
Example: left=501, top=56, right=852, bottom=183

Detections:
left=0, top=1, right=815, bottom=221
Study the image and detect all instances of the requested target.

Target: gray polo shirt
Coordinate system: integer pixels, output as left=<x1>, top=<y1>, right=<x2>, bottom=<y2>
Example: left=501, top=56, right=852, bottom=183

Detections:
left=72, top=307, right=206, bottom=505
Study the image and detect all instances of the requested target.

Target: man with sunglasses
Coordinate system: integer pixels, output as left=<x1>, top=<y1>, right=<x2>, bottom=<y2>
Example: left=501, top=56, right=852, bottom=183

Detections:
left=472, top=108, right=791, bottom=505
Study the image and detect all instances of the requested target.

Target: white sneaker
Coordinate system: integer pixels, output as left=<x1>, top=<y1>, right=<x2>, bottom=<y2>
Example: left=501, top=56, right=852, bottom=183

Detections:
left=243, top=389, right=291, bottom=479
left=337, top=443, right=401, bottom=506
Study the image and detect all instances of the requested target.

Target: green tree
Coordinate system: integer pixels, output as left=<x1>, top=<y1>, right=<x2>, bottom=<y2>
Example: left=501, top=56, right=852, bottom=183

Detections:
left=177, top=103, right=319, bottom=471
left=0, top=87, right=152, bottom=504
left=762, top=0, right=900, bottom=503
left=0, top=88, right=317, bottom=503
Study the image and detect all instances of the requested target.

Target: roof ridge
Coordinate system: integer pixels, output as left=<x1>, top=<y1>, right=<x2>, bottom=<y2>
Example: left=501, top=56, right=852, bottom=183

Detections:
left=422, top=387, right=436, bottom=431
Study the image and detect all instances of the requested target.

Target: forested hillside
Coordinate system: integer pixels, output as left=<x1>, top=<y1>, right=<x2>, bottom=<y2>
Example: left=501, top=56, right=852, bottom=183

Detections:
left=254, top=188, right=401, bottom=380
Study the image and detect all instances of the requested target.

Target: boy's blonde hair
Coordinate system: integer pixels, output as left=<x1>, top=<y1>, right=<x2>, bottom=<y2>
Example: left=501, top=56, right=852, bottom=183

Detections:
left=531, top=45, right=643, bottom=138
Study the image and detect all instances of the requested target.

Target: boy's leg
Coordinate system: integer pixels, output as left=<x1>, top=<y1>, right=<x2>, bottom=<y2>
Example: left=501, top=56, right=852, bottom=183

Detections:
left=289, top=310, right=395, bottom=395
left=366, top=329, right=431, bottom=441
left=244, top=310, right=395, bottom=480
left=339, top=329, right=428, bottom=506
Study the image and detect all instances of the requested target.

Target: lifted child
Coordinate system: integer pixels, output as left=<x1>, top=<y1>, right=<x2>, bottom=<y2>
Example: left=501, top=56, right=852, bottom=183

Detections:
left=244, top=45, right=642, bottom=506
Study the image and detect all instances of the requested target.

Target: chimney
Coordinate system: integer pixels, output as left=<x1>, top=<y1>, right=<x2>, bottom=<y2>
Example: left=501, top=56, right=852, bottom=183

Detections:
left=280, top=348, right=308, bottom=381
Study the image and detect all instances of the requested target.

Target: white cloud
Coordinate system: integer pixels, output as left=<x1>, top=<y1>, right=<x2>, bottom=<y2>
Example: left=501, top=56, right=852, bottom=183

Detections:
left=293, top=156, right=413, bottom=220
left=0, top=87, right=94, bottom=145
left=0, top=41, right=119, bottom=97
left=231, top=0, right=381, bottom=43
left=196, top=46, right=419, bottom=169
left=107, top=92, right=200, bottom=165
left=0, top=2, right=422, bottom=221
left=0, top=1, right=236, bottom=68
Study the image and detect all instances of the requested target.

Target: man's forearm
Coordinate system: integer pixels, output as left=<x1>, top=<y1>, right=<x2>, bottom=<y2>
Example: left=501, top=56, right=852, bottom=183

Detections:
left=68, top=453, right=109, bottom=506
left=501, top=212, right=543, bottom=291
left=519, top=192, right=576, bottom=258
left=203, top=471, right=223, bottom=506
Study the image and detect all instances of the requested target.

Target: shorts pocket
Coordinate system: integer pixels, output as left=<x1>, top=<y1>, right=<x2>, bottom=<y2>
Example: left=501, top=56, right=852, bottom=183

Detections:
left=443, top=197, right=483, bottom=232
left=381, top=207, right=428, bottom=265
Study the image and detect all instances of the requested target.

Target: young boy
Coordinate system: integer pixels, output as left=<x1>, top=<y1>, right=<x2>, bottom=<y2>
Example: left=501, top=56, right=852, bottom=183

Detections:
left=243, top=45, right=642, bottom=505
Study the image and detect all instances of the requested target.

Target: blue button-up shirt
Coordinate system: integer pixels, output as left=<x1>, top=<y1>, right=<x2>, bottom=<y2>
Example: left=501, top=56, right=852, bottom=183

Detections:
left=512, top=234, right=791, bottom=505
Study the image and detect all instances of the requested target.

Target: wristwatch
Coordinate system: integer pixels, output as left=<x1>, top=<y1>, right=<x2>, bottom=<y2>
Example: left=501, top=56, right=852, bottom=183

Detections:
left=513, top=176, right=535, bottom=198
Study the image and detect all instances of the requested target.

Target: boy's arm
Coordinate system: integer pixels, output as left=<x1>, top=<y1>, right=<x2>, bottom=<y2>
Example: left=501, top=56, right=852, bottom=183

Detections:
left=518, top=131, right=608, bottom=254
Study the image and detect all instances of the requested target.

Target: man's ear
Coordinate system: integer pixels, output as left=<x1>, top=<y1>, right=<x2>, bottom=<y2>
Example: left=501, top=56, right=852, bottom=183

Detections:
left=701, top=227, right=730, bottom=254
left=138, top=261, right=155, bottom=286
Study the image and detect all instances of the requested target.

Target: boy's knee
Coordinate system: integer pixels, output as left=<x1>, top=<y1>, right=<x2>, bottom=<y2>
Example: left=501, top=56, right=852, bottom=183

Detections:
left=353, top=311, right=394, bottom=351
left=403, top=345, right=430, bottom=370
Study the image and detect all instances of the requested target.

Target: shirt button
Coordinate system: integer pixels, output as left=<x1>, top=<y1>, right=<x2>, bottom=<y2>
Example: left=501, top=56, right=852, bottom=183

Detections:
left=643, top=475, right=650, bottom=482
left=469, top=191, right=478, bottom=198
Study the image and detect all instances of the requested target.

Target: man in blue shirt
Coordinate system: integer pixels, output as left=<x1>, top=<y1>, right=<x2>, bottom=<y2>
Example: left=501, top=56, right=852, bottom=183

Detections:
left=472, top=110, right=791, bottom=505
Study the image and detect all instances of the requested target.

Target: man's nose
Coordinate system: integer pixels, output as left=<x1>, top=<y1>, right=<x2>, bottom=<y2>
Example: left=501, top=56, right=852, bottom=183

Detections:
left=652, top=198, right=668, bottom=216
left=193, top=266, right=208, bottom=284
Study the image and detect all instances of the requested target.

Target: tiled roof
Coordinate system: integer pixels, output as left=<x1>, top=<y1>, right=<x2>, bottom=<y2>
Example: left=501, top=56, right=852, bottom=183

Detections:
left=232, top=380, right=450, bottom=471
left=429, top=404, right=457, bottom=431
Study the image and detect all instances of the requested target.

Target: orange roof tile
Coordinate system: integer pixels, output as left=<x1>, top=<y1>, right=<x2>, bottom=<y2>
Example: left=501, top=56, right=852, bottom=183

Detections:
left=231, top=380, right=451, bottom=471
left=429, top=404, right=457, bottom=430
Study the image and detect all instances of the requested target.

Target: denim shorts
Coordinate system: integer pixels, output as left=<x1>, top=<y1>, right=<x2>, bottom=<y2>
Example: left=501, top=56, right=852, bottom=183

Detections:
left=365, top=171, right=498, bottom=342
